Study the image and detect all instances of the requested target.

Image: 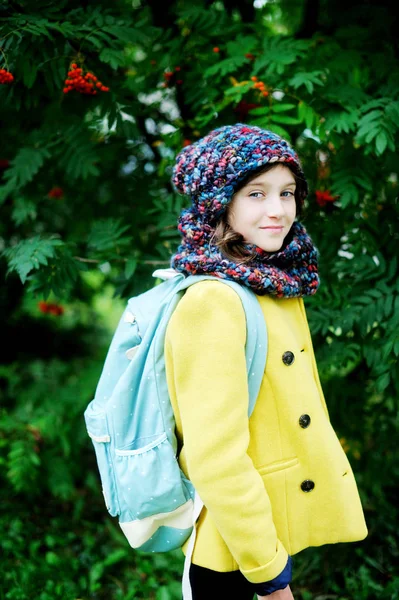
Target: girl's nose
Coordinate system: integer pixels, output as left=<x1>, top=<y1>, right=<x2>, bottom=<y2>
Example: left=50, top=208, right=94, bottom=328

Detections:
left=263, top=197, right=285, bottom=218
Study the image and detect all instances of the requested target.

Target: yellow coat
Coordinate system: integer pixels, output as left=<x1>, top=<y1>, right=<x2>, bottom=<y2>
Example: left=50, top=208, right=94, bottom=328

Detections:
left=164, top=280, right=368, bottom=585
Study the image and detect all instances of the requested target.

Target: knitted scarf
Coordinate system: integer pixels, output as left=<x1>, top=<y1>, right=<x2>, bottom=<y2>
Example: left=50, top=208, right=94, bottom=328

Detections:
left=170, top=210, right=320, bottom=298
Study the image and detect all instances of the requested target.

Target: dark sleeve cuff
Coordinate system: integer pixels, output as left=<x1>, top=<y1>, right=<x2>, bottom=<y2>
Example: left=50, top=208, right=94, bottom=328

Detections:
left=251, top=555, right=293, bottom=596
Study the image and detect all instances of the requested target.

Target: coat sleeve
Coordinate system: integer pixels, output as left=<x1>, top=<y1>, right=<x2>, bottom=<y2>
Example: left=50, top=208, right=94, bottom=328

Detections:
left=164, top=279, right=290, bottom=585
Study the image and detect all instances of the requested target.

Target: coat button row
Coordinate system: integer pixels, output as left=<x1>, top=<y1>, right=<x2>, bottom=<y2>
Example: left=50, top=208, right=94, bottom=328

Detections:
left=301, top=480, right=315, bottom=492
left=282, top=351, right=295, bottom=365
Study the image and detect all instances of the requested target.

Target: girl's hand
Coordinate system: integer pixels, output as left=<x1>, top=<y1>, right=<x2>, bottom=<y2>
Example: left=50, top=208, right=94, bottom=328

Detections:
left=257, top=584, right=294, bottom=600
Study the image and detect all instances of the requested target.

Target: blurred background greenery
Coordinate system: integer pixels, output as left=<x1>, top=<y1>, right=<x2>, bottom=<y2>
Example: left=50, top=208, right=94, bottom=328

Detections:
left=1, top=0, right=398, bottom=598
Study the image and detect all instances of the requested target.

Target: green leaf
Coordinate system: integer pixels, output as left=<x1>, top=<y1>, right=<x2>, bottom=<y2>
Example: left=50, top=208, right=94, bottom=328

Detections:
left=225, top=34, right=257, bottom=57
left=58, top=126, right=101, bottom=180
left=104, top=24, right=149, bottom=45
left=385, top=100, right=399, bottom=122
left=103, top=548, right=128, bottom=567
left=375, top=131, right=387, bottom=154
left=99, top=48, right=126, bottom=69
left=125, top=258, right=138, bottom=279
left=323, top=109, right=359, bottom=134
left=298, top=101, right=317, bottom=129
left=224, top=81, right=254, bottom=98
left=270, top=114, right=301, bottom=125
left=203, top=55, right=247, bottom=78
left=376, top=372, right=390, bottom=392
left=87, top=218, right=133, bottom=254
left=2, top=236, right=64, bottom=284
left=27, top=249, right=83, bottom=299
left=248, top=119, right=291, bottom=140
left=272, top=103, right=297, bottom=113
left=22, top=58, right=38, bottom=88
left=254, top=36, right=309, bottom=77
left=288, top=70, right=325, bottom=94
left=4, top=147, right=51, bottom=188
left=0, top=177, right=19, bottom=205
left=11, top=198, right=37, bottom=226
left=247, top=106, right=270, bottom=116
left=355, top=106, right=395, bottom=154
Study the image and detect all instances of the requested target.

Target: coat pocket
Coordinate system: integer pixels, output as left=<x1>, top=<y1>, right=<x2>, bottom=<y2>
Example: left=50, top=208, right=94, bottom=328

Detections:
left=257, top=456, right=299, bottom=476
left=114, top=432, right=192, bottom=522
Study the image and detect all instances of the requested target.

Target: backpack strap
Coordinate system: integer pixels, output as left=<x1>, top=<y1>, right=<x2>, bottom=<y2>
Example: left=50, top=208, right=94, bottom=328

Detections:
left=173, top=274, right=268, bottom=418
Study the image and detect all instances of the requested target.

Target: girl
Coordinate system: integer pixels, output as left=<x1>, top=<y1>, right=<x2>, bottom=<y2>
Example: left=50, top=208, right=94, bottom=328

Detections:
left=164, top=123, right=368, bottom=599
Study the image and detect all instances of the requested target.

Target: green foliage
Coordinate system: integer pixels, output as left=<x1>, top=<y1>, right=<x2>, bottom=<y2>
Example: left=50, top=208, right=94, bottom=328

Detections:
left=355, top=98, right=399, bottom=155
left=3, top=236, right=65, bottom=284
left=87, top=218, right=133, bottom=255
left=1, top=0, right=399, bottom=597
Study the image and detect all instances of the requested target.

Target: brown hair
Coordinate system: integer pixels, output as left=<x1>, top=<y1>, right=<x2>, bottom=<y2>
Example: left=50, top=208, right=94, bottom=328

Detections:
left=209, top=163, right=307, bottom=264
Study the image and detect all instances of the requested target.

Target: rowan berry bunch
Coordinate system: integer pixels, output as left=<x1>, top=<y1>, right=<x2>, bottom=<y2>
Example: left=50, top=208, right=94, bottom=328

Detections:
left=251, top=76, right=269, bottom=97
left=161, top=65, right=183, bottom=88
left=0, top=69, right=14, bottom=84
left=315, top=190, right=338, bottom=207
left=38, top=301, right=65, bottom=316
left=63, top=63, right=109, bottom=95
left=48, top=186, right=64, bottom=199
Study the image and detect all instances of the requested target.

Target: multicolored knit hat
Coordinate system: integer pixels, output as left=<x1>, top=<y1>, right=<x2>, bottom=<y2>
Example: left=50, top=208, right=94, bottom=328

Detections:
left=171, top=122, right=308, bottom=224
left=170, top=123, right=320, bottom=298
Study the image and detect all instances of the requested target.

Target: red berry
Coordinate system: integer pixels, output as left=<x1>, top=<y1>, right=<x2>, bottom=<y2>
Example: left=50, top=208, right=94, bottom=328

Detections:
left=48, top=186, right=64, bottom=199
left=0, top=68, right=14, bottom=85
left=38, top=301, right=49, bottom=314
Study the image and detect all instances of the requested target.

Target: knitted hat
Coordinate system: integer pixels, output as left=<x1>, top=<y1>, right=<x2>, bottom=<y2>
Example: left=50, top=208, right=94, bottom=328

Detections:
left=171, top=123, right=308, bottom=223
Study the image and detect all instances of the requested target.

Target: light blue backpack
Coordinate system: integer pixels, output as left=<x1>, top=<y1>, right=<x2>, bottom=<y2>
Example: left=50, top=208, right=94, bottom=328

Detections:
left=84, top=269, right=267, bottom=562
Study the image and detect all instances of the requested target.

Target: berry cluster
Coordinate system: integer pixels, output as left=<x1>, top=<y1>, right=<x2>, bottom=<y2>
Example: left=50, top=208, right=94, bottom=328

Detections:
left=38, top=301, right=65, bottom=316
left=63, top=64, right=109, bottom=95
left=48, top=186, right=64, bottom=199
left=251, top=76, right=269, bottom=97
left=0, top=69, right=14, bottom=84
left=162, top=65, right=183, bottom=88
left=315, top=190, right=338, bottom=207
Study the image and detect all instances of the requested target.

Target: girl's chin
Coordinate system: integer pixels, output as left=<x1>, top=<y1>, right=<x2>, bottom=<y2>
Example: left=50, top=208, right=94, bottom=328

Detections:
left=255, top=239, right=284, bottom=252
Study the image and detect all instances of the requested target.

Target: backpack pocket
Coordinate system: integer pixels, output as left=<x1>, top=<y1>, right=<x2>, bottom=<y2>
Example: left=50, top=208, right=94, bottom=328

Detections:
left=114, top=432, right=192, bottom=522
left=84, top=403, right=120, bottom=517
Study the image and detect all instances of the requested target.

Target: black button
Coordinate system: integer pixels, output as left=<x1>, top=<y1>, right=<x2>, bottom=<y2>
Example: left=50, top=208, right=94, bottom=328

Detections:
left=282, top=351, right=295, bottom=365
left=299, top=414, right=311, bottom=428
left=301, top=480, right=315, bottom=492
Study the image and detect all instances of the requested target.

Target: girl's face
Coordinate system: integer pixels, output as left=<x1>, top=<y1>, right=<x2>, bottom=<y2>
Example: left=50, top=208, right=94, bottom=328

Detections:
left=227, top=164, right=297, bottom=253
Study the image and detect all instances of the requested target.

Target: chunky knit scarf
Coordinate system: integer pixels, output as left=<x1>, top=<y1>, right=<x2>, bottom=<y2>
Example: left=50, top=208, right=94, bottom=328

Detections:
left=170, top=210, right=320, bottom=298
